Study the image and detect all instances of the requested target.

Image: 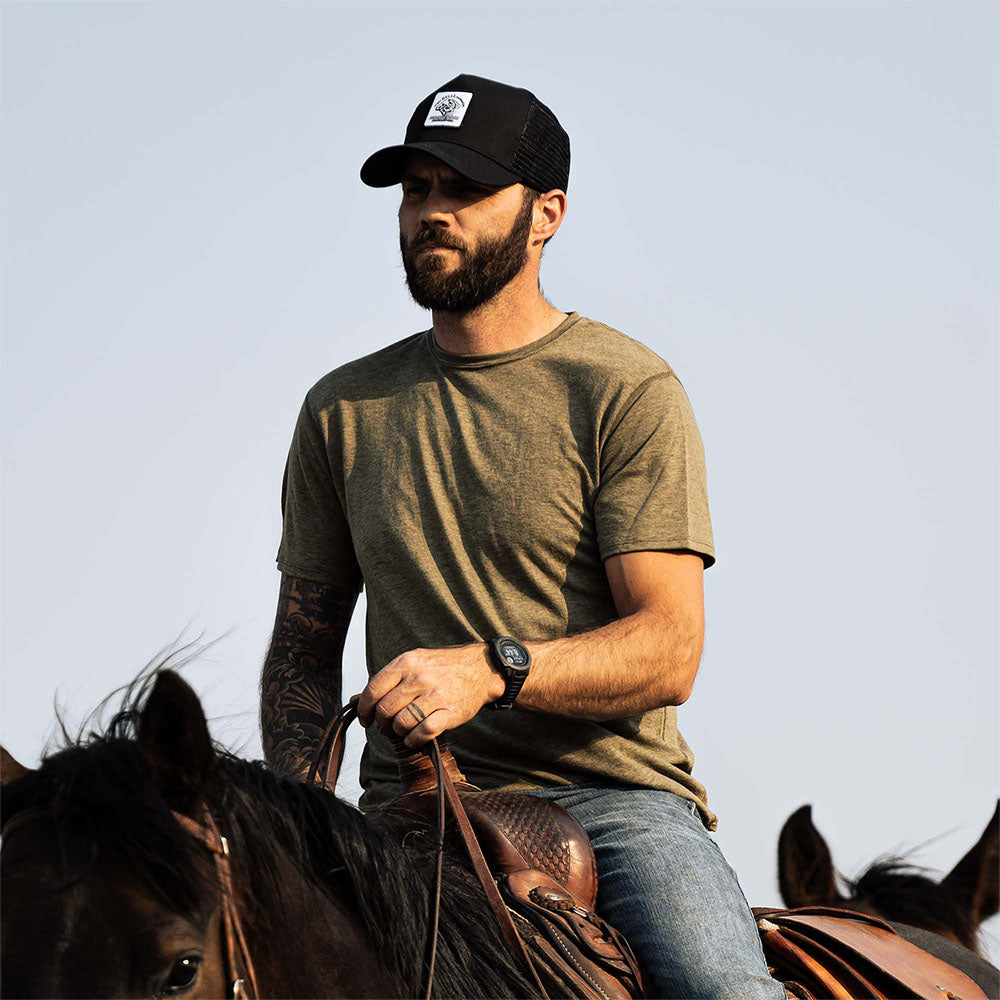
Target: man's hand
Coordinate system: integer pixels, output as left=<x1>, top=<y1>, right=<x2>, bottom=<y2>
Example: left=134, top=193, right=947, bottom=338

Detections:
left=354, top=552, right=704, bottom=743
left=356, top=644, right=504, bottom=747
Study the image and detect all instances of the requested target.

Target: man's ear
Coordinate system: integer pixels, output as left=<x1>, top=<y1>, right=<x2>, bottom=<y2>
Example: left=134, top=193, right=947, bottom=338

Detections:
left=778, top=804, right=849, bottom=908
left=941, top=800, right=999, bottom=928
left=138, top=670, right=216, bottom=817
left=532, top=188, right=566, bottom=245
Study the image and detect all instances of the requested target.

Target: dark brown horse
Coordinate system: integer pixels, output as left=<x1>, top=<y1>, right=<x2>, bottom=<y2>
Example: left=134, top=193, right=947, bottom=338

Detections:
left=777, top=802, right=999, bottom=992
left=0, top=670, right=540, bottom=999
left=5, top=668, right=998, bottom=999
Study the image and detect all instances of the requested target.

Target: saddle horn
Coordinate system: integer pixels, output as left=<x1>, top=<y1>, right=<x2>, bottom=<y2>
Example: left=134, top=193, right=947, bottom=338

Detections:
left=386, top=730, right=468, bottom=794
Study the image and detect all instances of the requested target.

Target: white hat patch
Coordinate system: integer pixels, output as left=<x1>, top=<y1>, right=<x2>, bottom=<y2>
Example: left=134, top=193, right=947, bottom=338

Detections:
left=424, top=91, right=473, bottom=128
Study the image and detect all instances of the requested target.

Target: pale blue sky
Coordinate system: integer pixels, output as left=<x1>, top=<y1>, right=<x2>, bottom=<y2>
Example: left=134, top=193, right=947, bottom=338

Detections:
left=3, top=0, right=998, bottom=961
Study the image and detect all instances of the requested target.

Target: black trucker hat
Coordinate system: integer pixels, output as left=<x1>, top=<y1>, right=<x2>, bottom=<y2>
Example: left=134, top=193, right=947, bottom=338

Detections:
left=360, top=73, right=570, bottom=193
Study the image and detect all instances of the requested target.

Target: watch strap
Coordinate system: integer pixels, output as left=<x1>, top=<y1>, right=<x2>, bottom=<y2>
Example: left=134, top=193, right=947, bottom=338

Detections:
left=488, top=636, right=531, bottom=711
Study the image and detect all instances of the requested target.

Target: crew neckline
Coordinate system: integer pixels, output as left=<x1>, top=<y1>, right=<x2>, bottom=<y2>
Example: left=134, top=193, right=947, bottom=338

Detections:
left=426, top=312, right=580, bottom=370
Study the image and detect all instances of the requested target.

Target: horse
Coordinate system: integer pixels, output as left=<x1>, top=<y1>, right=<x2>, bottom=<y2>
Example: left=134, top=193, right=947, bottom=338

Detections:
left=0, top=668, right=542, bottom=999
left=5, top=667, right=998, bottom=999
left=776, top=801, right=1000, bottom=994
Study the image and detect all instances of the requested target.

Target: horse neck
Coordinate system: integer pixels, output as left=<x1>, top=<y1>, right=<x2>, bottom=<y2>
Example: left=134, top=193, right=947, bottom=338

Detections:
left=230, top=832, right=398, bottom=999
left=217, top=778, right=534, bottom=1000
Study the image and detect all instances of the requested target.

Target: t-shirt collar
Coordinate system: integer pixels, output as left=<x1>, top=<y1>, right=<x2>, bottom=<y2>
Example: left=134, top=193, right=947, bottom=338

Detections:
left=427, top=312, right=580, bottom=370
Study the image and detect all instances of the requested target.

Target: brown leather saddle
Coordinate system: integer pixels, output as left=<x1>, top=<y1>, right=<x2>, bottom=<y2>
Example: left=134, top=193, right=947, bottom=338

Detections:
left=385, top=740, right=648, bottom=1000
left=753, top=907, right=990, bottom=1000
left=310, top=706, right=990, bottom=1000
left=310, top=705, right=648, bottom=1000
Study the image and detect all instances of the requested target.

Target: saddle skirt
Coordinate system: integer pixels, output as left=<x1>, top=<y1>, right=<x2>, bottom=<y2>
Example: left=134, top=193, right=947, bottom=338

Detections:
left=464, top=788, right=599, bottom=910
left=753, top=906, right=990, bottom=1000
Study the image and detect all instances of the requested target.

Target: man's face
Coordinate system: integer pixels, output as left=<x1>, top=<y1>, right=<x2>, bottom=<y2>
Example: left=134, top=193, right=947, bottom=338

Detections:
left=398, top=151, right=535, bottom=313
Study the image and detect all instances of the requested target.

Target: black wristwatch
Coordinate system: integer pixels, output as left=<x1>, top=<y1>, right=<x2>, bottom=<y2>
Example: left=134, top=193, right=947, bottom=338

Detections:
left=487, top=636, right=531, bottom=711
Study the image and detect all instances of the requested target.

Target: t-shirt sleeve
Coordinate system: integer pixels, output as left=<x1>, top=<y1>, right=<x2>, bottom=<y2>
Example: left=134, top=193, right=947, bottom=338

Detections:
left=276, top=398, right=363, bottom=590
left=594, top=373, right=716, bottom=568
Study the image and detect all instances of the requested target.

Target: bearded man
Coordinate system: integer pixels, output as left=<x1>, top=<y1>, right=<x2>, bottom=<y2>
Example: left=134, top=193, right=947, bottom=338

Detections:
left=261, top=73, right=784, bottom=999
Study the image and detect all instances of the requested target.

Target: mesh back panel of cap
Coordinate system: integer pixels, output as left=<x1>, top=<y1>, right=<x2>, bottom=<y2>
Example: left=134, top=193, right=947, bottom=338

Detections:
left=512, top=99, right=571, bottom=193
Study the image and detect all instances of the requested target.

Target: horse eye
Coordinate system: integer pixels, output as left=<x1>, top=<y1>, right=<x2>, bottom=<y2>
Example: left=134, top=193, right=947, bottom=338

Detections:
left=162, top=955, right=202, bottom=994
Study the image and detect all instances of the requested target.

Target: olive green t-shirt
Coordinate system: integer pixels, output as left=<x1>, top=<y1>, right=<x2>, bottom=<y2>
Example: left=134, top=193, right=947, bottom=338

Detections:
left=277, top=312, right=718, bottom=829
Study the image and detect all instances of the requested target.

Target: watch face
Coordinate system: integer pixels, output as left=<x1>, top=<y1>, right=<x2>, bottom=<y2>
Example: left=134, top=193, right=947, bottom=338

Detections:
left=499, top=639, right=529, bottom=669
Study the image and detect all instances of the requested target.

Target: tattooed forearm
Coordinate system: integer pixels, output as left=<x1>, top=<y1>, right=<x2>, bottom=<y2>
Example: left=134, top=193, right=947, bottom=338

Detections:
left=260, top=574, right=359, bottom=779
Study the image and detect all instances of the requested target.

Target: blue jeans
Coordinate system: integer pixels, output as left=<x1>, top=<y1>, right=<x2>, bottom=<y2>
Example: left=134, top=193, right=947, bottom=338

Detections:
left=525, top=784, right=785, bottom=1000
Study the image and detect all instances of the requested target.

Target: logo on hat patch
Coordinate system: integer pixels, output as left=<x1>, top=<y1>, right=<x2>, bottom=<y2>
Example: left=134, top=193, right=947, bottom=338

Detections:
left=424, top=91, right=473, bottom=128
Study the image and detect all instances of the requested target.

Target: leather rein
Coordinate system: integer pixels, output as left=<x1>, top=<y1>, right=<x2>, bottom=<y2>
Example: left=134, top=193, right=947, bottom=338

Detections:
left=308, top=701, right=550, bottom=1000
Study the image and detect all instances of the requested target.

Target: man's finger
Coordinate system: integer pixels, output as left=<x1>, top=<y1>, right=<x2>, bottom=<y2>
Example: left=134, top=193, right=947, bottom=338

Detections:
left=391, top=700, right=429, bottom=737
left=356, top=661, right=403, bottom=726
left=403, top=708, right=452, bottom=748
left=369, top=674, right=429, bottom=729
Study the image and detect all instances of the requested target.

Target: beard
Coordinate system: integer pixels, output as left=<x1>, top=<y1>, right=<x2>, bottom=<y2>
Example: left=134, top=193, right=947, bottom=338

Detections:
left=399, top=194, right=534, bottom=313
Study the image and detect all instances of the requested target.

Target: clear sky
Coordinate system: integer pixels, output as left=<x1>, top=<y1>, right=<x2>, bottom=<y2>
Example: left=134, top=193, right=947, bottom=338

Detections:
left=3, top=0, right=998, bottom=963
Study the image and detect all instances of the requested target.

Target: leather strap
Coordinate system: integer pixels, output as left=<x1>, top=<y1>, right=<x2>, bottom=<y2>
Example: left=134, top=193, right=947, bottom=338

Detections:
left=172, top=808, right=260, bottom=1000
left=307, top=704, right=548, bottom=998
left=759, top=926, right=855, bottom=1000
left=428, top=739, right=550, bottom=998
left=310, top=700, right=471, bottom=795
left=307, top=701, right=357, bottom=792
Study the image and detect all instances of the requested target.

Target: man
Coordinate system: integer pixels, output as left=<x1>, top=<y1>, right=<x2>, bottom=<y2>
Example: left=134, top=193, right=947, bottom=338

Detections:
left=261, top=73, right=783, bottom=999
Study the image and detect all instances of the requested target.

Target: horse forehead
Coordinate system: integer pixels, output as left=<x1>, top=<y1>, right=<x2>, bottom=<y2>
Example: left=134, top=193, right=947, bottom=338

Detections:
left=2, top=829, right=212, bottom=997
left=2, top=848, right=119, bottom=995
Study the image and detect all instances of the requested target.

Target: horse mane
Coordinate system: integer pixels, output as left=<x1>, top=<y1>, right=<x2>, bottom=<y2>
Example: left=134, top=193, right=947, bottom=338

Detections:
left=4, top=715, right=214, bottom=919
left=4, top=670, right=536, bottom=999
left=846, top=857, right=977, bottom=949
left=216, top=755, right=536, bottom=997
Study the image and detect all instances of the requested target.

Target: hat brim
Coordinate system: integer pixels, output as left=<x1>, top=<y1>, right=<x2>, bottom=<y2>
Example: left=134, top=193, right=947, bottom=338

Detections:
left=360, top=141, right=521, bottom=188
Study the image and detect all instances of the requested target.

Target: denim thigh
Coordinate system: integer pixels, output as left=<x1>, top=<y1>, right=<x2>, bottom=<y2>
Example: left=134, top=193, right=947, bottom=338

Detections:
left=525, top=784, right=785, bottom=1000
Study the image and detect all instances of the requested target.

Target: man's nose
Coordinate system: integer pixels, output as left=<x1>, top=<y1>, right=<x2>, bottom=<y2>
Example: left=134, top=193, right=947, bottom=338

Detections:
left=418, top=187, right=455, bottom=227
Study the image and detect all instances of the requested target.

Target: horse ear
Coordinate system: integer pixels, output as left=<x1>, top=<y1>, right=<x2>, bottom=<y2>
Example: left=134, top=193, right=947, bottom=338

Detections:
left=1, top=746, right=33, bottom=788
left=778, top=804, right=848, bottom=908
left=941, top=800, right=999, bottom=928
left=138, top=670, right=216, bottom=817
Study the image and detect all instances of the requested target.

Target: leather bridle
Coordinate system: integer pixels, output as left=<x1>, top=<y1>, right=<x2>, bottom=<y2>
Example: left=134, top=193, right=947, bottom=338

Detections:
left=170, top=807, right=260, bottom=1000
left=2, top=707, right=547, bottom=1000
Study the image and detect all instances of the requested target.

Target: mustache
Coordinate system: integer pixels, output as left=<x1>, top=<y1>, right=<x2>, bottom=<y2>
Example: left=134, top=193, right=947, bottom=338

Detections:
left=407, top=229, right=466, bottom=253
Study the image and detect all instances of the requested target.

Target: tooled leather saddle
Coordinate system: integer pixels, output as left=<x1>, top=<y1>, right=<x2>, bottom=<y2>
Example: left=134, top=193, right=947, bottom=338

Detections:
left=385, top=740, right=649, bottom=1000
left=310, top=704, right=647, bottom=999
left=310, top=706, right=991, bottom=1000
